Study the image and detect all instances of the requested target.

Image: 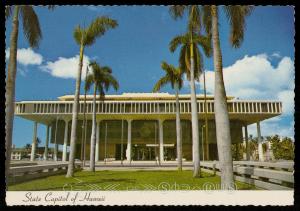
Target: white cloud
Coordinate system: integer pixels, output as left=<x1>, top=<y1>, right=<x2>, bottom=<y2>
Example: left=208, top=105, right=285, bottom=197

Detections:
left=185, top=53, right=295, bottom=139
left=271, top=52, right=281, bottom=58
left=195, top=53, right=294, bottom=116
left=278, top=90, right=294, bottom=115
left=5, top=48, right=43, bottom=66
left=40, top=55, right=90, bottom=80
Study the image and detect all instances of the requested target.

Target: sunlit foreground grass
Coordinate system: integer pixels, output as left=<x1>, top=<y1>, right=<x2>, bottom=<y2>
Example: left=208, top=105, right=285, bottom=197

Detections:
left=8, top=170, right=257, bottom=191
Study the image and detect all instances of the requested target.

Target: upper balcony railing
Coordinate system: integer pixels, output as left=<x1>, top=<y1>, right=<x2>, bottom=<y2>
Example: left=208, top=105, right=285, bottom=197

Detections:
left=15, top=100, right=282, bottom=115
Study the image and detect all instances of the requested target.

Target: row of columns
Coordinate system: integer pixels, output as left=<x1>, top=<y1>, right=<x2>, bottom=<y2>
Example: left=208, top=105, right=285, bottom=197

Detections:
left=94, top=119, right=164, bottom=162
left=30, top=118, right=165, bottom=162
left=30, top=119, right=272, bottom=162
left=30, top=119, right=69, bottom=162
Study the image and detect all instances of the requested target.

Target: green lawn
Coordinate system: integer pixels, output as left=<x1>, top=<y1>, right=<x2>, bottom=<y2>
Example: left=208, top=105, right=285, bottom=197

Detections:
left=8, top=170, right=257, bottom=191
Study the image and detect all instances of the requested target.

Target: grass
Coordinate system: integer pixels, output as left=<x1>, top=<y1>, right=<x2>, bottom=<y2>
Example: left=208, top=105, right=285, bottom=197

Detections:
left=8, top=170, right=257, bottom=191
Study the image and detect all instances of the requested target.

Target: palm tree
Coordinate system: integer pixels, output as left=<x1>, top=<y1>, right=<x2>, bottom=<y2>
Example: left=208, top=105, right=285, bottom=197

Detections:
left=86, top=61, right=119, bottom=172
left=153, top=61, right=184, bottom=171
left=66, top=16, right=118, bottom=177
left=24, top=143, right=31, bottom=155
left=201, top=5, right=253, bottom=189
left=5, top=5, right=54, bottom=182
left=80, top=65, right=90, bottom=167
left=169, top=32, right=211, bottom=177
left=169, top=5, right=212, bottom=177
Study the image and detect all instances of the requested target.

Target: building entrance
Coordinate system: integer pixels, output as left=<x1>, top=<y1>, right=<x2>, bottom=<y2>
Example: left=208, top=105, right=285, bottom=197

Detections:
left=131, top=144, right=176, bottom=161
left=132, top=144, right=157, bottom=161
left=115, top=144, right=127, bottom=160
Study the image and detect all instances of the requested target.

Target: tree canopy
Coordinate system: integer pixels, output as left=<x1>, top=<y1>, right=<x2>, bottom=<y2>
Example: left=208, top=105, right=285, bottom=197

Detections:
left=73, top=16, right=118, bottom=47
left=153, top=61, right=184, bottom=92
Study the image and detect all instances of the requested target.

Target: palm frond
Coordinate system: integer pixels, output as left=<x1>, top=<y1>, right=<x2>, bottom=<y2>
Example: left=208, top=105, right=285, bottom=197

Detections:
left=194, top=35, right=212, bottom=57
left=185, top=44, right=192, bottom=80
left=202, top=5, right=212, bottom=36
left=102, top=73, right=119, bottom=92
left=73, top=25, right=83, bottom=45
left=153, top=75, right=170, bottom=92
left=161, top=61, right=176, bottom=75
left=223, top=6, right=254, bottom=48
left=84, top=16, right=118, bottom=46
left=98, top=86, right=105, bottom=101
left=188, top=5, right=201, bottom=34
left=179, top=45, right=190, bottom=80
left=193, top=45, right=204, bottom=81
left=160, top=61, right=180, bottom=89
left=177, top=75, right=184, bottom=90
left=20, top=6, right=42, bottom=48
left=173, top=67, right=184, bottom=89
left=88, top=60, right=99, bottom=69
left=169, top=34, right=187, bottom=52
left=172, top=30, right=211, bottom=82
left=87, top=61, right=119, bottom=93
left=85, top=74, right=94, bottom=91
left=101, top=66, right=112, bottom=74
left=169, top=5, right=186, bottom=20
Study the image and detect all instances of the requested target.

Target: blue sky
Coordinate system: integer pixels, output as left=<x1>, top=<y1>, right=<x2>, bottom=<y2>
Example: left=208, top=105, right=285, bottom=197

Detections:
left=5, top=6, right=294, bottom=148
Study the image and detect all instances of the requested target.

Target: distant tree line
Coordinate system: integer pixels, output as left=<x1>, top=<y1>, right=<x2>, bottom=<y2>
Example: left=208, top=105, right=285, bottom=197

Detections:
left=231, top=135, right=294, bottom=161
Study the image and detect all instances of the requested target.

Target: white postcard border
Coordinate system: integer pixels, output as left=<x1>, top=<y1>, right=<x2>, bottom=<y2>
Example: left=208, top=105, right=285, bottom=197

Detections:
left=6, top=190, right=294, bottom=206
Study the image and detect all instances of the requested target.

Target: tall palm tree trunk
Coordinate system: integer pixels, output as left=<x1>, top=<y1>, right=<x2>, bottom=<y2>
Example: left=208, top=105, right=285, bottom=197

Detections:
left=66, top=44, right=84, bottom=177
left=81, top=67, right=89, bottom=167
left=89, top=84, right=97, bottom=172
left=203, top=70, right=209, bottom=160
left=175, top=83, right=182, bottom=171
left=5, top=6, right=19, bottom=183
left=190, top=43, right=201, bottom=178
left=211, top=5, right=234, bottom=189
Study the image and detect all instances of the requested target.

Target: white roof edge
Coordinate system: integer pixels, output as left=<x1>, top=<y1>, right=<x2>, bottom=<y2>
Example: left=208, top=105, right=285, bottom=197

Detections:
left=57, top=93, right=229, bottom=101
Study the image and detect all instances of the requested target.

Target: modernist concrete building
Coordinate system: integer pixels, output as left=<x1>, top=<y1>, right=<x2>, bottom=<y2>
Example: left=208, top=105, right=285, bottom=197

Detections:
left=15, top=93, right=282, bottom=162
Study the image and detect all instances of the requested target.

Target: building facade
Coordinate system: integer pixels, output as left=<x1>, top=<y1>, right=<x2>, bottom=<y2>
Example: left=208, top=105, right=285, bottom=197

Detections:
left=15, top=93, right=282, bottom=162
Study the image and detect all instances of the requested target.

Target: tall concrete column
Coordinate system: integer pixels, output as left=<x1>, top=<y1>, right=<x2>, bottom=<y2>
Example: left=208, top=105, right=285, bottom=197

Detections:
left=53, top=117, right=59, bottom=161
left=126, top=119, right=132, bottom=161
left=30, top=122, right=38, bottom=161
left=62, top=120, right=69, bottom=162
left=159, top=119, right=164, bottom=162
left=43, top=125, right=50, bottom=160
left=257, top=122, right=264, bottom=161
left=244, top=125, right=250, bottom=161
left=95, top=120, right=100, bottom=162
